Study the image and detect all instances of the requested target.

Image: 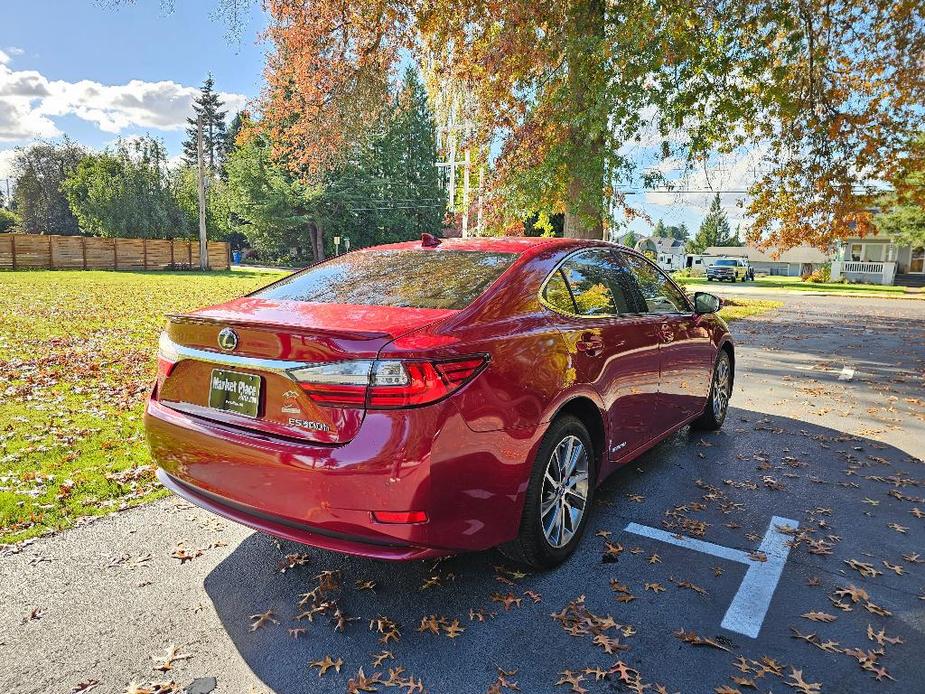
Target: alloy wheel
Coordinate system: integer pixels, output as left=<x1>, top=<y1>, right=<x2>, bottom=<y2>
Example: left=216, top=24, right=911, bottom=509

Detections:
left=712, top=355, right=730, bottom=420
left=539, top=435, right=590, bottom=548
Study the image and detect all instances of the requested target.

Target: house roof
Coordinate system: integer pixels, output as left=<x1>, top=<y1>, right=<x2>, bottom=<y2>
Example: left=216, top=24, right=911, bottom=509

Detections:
left=637, top=236, right=685, bottom=253
left=703, top=245, right=829, bottom=264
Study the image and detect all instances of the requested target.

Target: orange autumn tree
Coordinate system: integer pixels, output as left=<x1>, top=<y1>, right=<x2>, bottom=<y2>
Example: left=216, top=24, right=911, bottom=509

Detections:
left=737, top=0, right=925, bottom=249
left=255, top=0, right=924, bottom=247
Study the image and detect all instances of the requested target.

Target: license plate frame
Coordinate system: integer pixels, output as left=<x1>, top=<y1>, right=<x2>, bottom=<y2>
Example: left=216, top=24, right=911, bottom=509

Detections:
left=208, top=369, right=262, bottom=418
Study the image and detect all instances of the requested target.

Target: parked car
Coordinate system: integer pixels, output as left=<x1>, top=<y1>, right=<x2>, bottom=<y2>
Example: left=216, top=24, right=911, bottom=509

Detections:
left=707, top=257, right=753, bottom=282
left=145, top=236, right=734, bottom=568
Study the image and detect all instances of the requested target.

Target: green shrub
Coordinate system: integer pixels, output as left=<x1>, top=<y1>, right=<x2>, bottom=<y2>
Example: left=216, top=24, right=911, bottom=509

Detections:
left=0, top=209, right=19, bottom=233
left=804, top=264, right=832, bottom=283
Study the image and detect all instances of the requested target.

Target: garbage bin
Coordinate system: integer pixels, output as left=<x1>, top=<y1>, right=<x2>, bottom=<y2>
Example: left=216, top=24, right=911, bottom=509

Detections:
left=232, top=250, right=242, bottom=264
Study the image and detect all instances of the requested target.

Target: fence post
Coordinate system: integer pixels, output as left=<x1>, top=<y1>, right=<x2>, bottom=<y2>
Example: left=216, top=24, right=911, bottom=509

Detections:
left=81, top=236, right=87, bottom=270
left=187, top=241, right=192, bottom=268
left=143, top=238, right=148, bottom=270
left=10, top=235, right=16, bottom=270
left=170, top=239, right=175, bottom=268
left=113, top=238, right=118, bottom=270
left=48, top=235, right=54, bottom=269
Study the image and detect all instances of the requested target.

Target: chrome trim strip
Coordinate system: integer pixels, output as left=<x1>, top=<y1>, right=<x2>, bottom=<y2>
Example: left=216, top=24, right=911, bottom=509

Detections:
left=166, top=336, right=312, bottom=375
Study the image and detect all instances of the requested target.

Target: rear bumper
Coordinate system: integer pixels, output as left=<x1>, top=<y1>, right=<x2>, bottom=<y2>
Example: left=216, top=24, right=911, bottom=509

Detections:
left=144, top=397, right=543, bottom=558
left=157, top=468, right=445, bottom=560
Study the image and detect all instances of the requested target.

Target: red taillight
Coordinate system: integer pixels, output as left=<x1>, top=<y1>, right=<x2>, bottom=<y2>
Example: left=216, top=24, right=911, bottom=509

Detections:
left=290, top=356, right=487, bottom=409
left=155, top=331, right=179, bottom=396
left=372, top=510, right=428, bottom=524
left=157, top=356, right=176, bottom=380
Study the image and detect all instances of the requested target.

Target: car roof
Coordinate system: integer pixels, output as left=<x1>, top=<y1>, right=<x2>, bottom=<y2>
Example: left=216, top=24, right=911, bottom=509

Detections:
left=362, top=236, right=620, bottom=258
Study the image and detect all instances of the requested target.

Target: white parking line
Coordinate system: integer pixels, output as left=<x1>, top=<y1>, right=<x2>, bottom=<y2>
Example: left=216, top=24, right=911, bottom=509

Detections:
left=838, top=366, right=855, bottom=381
left=624, top=515, right=799, bottom=638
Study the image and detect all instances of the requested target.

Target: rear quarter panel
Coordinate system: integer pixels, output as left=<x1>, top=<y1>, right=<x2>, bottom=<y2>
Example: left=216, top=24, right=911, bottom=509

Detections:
left=381, top=244, right=604, bottom=433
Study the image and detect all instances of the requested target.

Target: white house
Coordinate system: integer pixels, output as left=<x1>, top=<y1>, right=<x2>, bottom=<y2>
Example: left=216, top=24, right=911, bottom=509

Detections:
left=697, top=245, right=829, bottom=277
left=830, top=233, right=924, bottom=286
left=634, top=237, right=687, bottom=272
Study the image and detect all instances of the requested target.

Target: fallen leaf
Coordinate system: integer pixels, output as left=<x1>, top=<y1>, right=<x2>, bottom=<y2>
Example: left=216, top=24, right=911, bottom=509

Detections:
left=248, top=610, right=278, bottom=632
left=310, top=655, right=344, bottom=677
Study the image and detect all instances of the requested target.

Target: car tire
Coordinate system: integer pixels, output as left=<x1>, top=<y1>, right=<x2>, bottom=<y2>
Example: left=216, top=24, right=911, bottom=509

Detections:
left=500, top=415, right=596, bottom=569
left=707, top=277, right=713, bottom=281
left=692, top=350, right=732, bottom=431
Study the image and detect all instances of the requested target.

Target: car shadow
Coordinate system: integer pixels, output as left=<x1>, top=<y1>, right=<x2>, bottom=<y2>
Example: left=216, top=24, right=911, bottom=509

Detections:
left=203, top=407, right=924, bottom=693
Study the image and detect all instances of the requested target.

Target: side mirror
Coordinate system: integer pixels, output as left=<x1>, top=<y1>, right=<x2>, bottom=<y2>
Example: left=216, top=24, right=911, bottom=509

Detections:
left=694, top=292, right=722, bottom=314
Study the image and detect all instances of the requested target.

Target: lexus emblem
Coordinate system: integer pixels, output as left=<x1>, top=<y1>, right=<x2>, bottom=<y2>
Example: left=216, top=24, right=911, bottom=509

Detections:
left=217, top=327, right=239, bottom=352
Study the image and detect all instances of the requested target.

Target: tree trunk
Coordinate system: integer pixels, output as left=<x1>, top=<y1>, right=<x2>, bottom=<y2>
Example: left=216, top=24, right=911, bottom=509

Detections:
left=564, top=176, right=605, bottom=239
left=307, top=220, right=325, bottom=263
left=562, top=0, right=606, bottom=240
left=314, top=221, right=325, bottom=261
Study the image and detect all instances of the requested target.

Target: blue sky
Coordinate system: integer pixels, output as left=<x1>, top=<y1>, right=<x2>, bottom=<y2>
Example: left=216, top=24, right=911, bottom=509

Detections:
left=0, top=0, right=747, bottom=237
left=0, top=1, right=265, bottom=177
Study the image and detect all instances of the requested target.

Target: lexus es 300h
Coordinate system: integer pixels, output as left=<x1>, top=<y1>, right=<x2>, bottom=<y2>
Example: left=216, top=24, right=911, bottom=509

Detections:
left=144, top=235, right=733, bottom=568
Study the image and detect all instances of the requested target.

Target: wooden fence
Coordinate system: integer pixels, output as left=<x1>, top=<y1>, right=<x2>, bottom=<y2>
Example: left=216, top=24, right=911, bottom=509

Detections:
left=0, top=234, right=230, bottom=271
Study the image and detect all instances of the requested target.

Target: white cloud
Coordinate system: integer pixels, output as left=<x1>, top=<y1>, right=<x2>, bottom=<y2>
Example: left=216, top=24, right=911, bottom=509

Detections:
left=5, top=47, right=25, bottom=57
left=0, top=148, right=16, bottom=180
left=0, top=55, right=247, bottom=142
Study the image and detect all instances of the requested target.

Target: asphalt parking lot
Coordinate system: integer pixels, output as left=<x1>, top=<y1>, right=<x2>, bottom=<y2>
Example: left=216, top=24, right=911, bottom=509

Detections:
left=1, top=293, right=923, bottom=694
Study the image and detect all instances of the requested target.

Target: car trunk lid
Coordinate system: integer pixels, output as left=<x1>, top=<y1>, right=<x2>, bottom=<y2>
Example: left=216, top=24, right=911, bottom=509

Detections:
left=156, top=297, right=457, bottom=444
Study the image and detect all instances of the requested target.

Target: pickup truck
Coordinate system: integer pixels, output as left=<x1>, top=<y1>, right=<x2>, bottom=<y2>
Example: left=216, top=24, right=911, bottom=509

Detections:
left=706, top=257, right=754, bottom=282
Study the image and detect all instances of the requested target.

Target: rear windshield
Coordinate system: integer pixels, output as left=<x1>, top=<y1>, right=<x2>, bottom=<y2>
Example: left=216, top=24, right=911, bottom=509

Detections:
left=714, top=259, right=738, bottom=266
left=253, top=249, right=517, bottom=310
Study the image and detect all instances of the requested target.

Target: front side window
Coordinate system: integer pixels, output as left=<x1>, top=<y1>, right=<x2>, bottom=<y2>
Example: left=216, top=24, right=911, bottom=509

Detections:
left=621, top=252, right=690, bottom=314
left=254, top=249, right=517, bottom=310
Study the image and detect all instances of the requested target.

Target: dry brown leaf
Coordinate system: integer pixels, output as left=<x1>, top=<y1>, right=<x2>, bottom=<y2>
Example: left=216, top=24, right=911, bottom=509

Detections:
left=248, top=609, right=278, bottom=632
left=310, top=655, right=344, bottom=677
left=786, top=668, right=821, bottom=694
left=674, top=628, right=733, bottom=652
left=151, top=644, right=191, bottom=672
left=844, top=559, right=882, bottom=578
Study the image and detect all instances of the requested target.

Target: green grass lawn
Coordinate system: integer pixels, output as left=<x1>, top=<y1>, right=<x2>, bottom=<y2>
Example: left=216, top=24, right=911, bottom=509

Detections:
left=0, top=269, right=777, bottom=545
left=0, top=269, right=287, bottom=544
left=716, top=298, right=783, bottom=320
left=676, top=274, right=921, bottom=296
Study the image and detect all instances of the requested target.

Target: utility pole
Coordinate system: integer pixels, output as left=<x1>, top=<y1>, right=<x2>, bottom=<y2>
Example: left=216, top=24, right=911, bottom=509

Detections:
left=196, top=116, right=209, bottom=270
left=462, top=148, right=471, bottom=237
left=447, top=137, right=457, bottom=210
left=477, top=165, right=484, bottom=236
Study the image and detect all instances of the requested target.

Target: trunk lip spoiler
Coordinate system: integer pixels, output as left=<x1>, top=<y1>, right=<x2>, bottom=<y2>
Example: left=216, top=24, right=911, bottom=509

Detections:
left=161, top=333, right=313, bottom=377
left=166, top=314, right=394, bottom=341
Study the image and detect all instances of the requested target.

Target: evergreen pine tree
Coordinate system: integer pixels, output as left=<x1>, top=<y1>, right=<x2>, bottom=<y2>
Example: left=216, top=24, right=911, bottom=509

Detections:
left=652, top=220, right=668, bottom=238
left=688, top=193, right=734, bottom=252
left=225, top=111, right=250, bottom=155
left=384, top=66, right=444, bottom=239
left=182, top=75, right=229, bottom=170
left=621, top=230, right=638, bottom=247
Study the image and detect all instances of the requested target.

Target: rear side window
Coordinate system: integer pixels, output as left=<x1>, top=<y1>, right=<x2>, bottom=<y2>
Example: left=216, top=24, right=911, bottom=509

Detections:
left=254, top=249, right=517, bottom=310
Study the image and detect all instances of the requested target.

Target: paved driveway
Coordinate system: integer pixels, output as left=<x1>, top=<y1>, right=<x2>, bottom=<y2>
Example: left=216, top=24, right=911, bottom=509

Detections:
left=1, top=295, right=923, bottom=694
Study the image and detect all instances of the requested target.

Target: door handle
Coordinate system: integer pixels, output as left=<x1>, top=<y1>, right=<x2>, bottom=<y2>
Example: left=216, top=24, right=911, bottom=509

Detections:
left=659, top=322, right=675, bottom=343
left=576, top=332, right=604, bottom=356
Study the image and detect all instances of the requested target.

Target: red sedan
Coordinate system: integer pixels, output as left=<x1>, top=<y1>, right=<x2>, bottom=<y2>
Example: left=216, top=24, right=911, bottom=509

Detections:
left=145, top=236, right=733, bottom=568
